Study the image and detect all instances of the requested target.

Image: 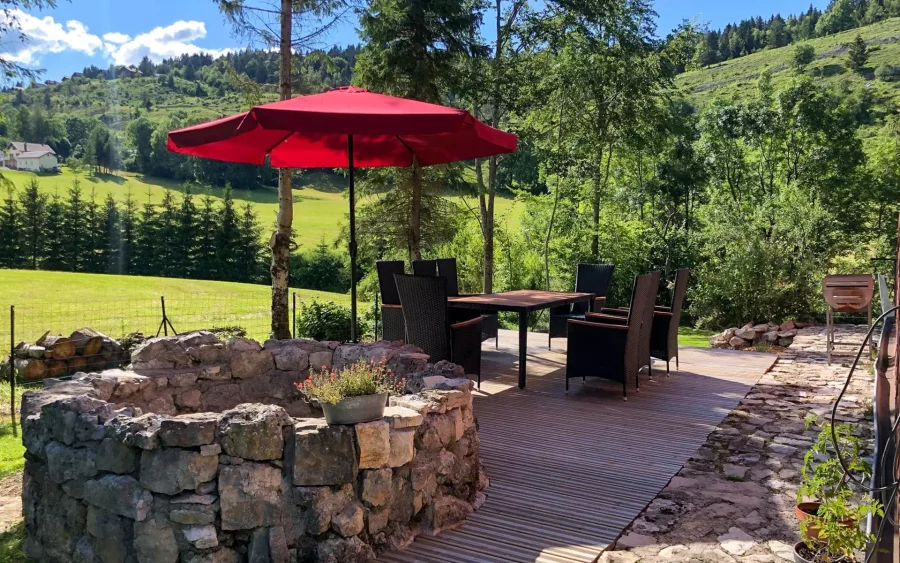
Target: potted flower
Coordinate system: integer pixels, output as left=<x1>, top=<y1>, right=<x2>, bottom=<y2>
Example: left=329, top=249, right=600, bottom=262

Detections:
left=296, top=359, right=406, bottom=425
left=794, top=418, right=882, bottom=562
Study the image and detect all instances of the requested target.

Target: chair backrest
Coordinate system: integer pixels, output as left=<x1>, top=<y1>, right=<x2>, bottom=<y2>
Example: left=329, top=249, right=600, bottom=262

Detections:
left=666, top=268, right=690, bottom=356
left=622, top=272, right=658, bottom=379
left=412, top=259, right=437, bottom=277
left=376, top=261, right=405, bottom=305
left=436, top=258, right=460, bottom=297
left=878, top=273, right=891, bottom=315
left=394, top=274, right=451, bottom=363
left=573, top=264, right=615, bottom=314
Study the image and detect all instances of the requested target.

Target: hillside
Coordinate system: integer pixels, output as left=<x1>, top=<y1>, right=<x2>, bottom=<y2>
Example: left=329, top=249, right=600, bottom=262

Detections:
left=676, top=17, right=900, bottom=143
left=1, top=167, right=521, bottom=249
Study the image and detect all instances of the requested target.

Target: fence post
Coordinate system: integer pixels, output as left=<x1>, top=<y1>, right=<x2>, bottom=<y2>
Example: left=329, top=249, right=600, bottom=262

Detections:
left=9, top=305, right=16, bottom=438
left=292, top=292, right=297, bottom=339
left=156, top=296, right=177, bottom=337
left=374, top=292, right=379, bottom=342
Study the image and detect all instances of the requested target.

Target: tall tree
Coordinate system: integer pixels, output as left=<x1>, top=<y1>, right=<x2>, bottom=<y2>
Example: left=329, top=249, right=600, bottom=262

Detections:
left=18, top=179, right=47, bottom=269
left=0, top=187, right=21, bottom=269
left=355, top=0, right=485, bottom=262
left=217, top=0, right=349, bottom=338
left=846, top=34, right=869, bottom=72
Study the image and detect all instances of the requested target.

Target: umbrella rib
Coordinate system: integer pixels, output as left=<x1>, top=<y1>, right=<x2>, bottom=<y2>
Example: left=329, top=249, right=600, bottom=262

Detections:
left=394, top=135, right=416, bottom=160
left=265, top=132, right=295, bottom=161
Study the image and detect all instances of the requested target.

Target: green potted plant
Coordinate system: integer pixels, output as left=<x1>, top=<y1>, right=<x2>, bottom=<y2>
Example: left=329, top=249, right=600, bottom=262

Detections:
left=296, top=359, right=406, bottom=425
left=794, top=418, right=882, bottom=562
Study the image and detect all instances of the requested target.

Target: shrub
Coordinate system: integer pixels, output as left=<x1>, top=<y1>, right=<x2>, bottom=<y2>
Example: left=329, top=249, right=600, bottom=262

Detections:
left=295, top=299, right=364, bottom=342
left=290, top=241, right=350, bottom=293
left=296, top=359, right=406, bottom=404
left=875, top=64, right=900, bottom=82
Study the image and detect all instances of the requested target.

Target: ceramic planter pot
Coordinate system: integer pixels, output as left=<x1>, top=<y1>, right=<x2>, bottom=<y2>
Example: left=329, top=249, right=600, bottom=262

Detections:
left=796, top=501, right=822, bottom=541
left=793, top=541, right=814, bottom=563
left=321, top=392, right=388, bottom=425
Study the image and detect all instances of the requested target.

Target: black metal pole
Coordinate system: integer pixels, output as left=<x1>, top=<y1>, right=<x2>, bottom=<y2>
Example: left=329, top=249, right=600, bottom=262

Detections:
left=348, top=135, right=358, bottom=342
left=292, top=292, right=297, bottom=339
left=10, top=305, right=16, bottom=437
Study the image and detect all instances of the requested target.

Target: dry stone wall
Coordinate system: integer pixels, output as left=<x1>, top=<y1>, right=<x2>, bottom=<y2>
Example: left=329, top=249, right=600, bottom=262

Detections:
left=20, top=332, right=486, bottom=563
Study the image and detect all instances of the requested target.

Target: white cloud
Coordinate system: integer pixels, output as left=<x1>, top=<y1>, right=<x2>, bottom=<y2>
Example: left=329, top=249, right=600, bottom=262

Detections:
left=102, top=32, right=130, bottom=44
left=105, top=20, right=232, bottom=66
left=1, top=9, right=103, bottom=65
left=0, top=12, right=231, bottom=69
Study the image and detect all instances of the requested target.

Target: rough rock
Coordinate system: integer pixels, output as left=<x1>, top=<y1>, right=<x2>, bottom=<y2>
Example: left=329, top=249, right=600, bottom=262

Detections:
left=183, top=525, right=219, bottom=549
left=133, top=516, right=178, bottom=563
left=139, top=448, right=218, bottom=495
left=361, top=468, right=393, bottom=507
left=95, top=438, right=139, bottom=474
left=332, top=502, right=365, bottom=537
left=83, top=475, right=153, bottom=521
left=316, top=536, right=375, bottom=563
left=158, top=413, right=219, bottom=447
left=45, top=442, right=98, bottom=484
left=356, top=420, right=390, bottom=469
left=219, top=462, right=284, bottom=530
left=292, top=420, right=358, bottom=486
left=218, top=404, right=291, bottom=460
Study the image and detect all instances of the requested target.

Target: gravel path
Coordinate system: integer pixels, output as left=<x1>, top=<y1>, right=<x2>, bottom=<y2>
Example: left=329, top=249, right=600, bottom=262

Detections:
left=602, top=325, right=874, bottom=563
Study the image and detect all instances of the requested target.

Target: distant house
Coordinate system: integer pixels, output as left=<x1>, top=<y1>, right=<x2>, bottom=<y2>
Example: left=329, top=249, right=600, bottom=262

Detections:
left=116, top=65, right=142, bottom=78
left=5, top=142, right=58, bottom=171
left=44, top=80, right=58, bottom=86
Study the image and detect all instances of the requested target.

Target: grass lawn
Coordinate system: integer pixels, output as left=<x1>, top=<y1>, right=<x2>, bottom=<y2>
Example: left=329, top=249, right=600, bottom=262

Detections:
left=2, top=168, right=522, bottom=250
left=679, top=327, right=713, bottom=348
left=0, top=269, right=351, bottom=344
left=0, top=521, right=25, bottom=563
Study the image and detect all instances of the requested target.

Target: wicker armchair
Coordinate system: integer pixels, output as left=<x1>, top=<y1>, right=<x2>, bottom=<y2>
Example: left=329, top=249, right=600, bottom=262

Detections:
left=394, top=274, right=483, bottom=386
left=412, top=259, right=437, bottom=276
left=437, top=257, right=499, bottom=347
left=376, top=261, right=406, bottom=342
left=548, top=264, right=615, bottom=349
left=565, top=272, right=657, bottom=400
left=649, top=269, right=690, bottom=374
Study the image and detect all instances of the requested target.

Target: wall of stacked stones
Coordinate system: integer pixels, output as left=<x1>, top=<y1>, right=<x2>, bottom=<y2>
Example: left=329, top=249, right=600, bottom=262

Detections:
left=20, top=332, right=486, bottom=563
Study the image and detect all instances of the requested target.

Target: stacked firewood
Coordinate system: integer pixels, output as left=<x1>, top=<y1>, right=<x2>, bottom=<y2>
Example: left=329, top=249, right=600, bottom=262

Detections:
left=6, top=328, right=125, bottom=380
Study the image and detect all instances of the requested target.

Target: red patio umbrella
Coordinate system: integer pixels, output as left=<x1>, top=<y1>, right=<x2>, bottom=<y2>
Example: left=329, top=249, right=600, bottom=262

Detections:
left=167, top=86, right=517, bottom=341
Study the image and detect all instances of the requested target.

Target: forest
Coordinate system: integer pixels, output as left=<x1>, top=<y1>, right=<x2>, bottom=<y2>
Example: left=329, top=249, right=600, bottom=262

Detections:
left=0, top=0, right=899, bottom=331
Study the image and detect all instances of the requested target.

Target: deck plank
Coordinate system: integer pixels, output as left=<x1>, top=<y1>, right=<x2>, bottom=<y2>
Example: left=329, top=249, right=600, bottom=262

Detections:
left=382, top=330, right=776, bottom=563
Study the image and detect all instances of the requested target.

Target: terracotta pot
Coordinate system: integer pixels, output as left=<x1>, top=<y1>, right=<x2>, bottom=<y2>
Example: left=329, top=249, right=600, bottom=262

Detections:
left=796, top=502, right=822, bottom=541
left=793, top=542, right=814, bottom=563
left=321, top=392, right=388, bottom=425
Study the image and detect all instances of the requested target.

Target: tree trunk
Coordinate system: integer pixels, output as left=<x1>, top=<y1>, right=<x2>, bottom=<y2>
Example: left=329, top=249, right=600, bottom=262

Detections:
left=270, top=0, right=293, bottom=339
left=410, top=161, right=423, bottom=262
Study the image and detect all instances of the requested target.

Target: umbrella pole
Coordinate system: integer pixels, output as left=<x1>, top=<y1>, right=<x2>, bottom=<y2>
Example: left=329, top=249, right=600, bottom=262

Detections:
left=348, top=135, right=358, bottom=342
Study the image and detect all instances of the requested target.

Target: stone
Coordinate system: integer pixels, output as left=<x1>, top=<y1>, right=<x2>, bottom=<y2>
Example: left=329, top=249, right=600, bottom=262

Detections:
left=382, top=406, right=424, bottom=429
left=767, top=443, right=798, bottom=456
left=768, top=540, right=795, bottom=561
left=167, top=371, right=199, bottom=388
left=356, top=420, right=390, bottom=469
left=723, top=464, right=748, bottom=480
left=658, top=545, right=689, bottom=558
left=332, top=502, right=365, bottom=537
left=717, top=527, right=755, bottom=556
left=426, top=495, right=472, bottom=533
left=367, top=508, right=390, bottom=534
left=182, top=548, right=240, bottom=563
left=158, top=413, right=219, bottom=447
left=169, top=509, right=215, bottom=525
left=292, top=420, right=358, bottom=486
left=617, top=533, right=657, bottom=548
left=309, top=350, right=333, bottom=371
left=200, top=443, right=222, bottom=456
left=266, top=341, right=310, bottom=372
left=170, top=493, right=218, bottom=505
left=218, top=403, right=291, bottom=460
left=183, top=525, right=218, bottom=549
left=316, top=536, right=375, bottom=563
left=175, top=389, right=202, bottom=409
left=219, top=462, right=284, bottom=530
left=86, top=505, right=129, bottom=563
left=735, top=328, right=757, bottom=340
left=106, top=414, right=162, bottom=450
left=139, top=448, right=218, bottom=495
left=83, top=475, right=153, bottom=521
left=45, top=442, right=98, bottom=484
left=295, top=484, right=354, bottom=535
left=229, top=338, right=275, bottom=378
left=729, top=336, right=748, bottom=348
left=95, top=438, right=140, bottom=474
left=361, top=468, right=393, bottom=507
left=131, top=337, right=191, bottom=369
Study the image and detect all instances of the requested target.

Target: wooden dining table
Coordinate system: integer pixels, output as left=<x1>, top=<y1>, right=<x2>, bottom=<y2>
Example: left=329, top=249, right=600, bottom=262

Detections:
left=448, top=289, right=594, bottom=389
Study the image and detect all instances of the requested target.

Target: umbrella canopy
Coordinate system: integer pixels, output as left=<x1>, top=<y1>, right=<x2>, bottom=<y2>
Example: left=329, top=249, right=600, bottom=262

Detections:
left=167, top=86, right=517, bottom=167
left=167, top=86, right=518, bottom=342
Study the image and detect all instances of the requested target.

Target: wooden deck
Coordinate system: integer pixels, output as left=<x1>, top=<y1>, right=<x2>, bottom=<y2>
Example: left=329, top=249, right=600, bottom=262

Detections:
left=381, top=329, right=777, bottom=563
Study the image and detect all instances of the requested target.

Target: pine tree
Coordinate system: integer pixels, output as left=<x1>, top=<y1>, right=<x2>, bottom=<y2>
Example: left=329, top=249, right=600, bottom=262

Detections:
left=101, top=193, right=122, bottom=273
left=196, top=190, right=218, bottom=279
left=134, top=190, right=160, bottom=275
left=847, top=34, right=869, bottom=72
left=174, top=185, right=199, bottom=278
left=120, top=189, right=138, bottom=274
left=42, top=192, right=66, bottom=271
left=83, top=187, right=104, bottom=272
left=235, top=202, right=264, bottom=283
left=18, top=179, right=47, bottom=269
left=0, top=186, right=22, bottom=269
left=63, top=179, right=86, bottom=271
left=157, top=190, right=179, bottom=276
left=214, top=185, right=240, bottom=280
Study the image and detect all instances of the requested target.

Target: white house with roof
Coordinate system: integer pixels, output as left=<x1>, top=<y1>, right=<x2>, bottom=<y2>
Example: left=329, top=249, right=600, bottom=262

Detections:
left=5, top=142, right=58, bottom=171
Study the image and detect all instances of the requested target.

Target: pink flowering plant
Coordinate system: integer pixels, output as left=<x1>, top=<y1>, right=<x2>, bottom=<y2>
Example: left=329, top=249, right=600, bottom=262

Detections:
left=295, top=359, right=406, bottom=405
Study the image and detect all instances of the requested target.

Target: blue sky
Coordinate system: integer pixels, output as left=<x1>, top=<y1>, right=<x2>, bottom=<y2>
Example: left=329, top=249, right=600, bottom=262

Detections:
left=5, top=0, right=829, bottom=82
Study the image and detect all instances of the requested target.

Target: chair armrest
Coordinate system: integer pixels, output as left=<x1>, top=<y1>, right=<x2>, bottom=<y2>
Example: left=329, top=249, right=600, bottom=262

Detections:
left=568, top=319, right=628, bottom=331
left=591, top=296, right=606, bottom=312
left=586, top=312, right=628, bottom=324
left=451, top=316, right=483, bottom=331
left=653, top=310, right=673, bottom=317
left=654, top=305, right=671, bottom=312
left=600, top=307, right=629, bottom=316
left=381, top=304, right=402, bottom=309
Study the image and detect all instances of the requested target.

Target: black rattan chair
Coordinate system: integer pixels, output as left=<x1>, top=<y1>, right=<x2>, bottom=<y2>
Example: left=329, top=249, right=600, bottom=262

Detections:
left=597, top=271, right=662, bottom=380
left=394, top=274, right=483, bottom=386
left=412, top=259, right=437, bottom=276
left=376, top=260, right=406, bottom=341
left=564, top=272, right=657, bottom=400
left=437, top=258, right=499, bottom=347
left=650, top=269, right=690, bottom=374
left=549, top=264, right=615, bottom=349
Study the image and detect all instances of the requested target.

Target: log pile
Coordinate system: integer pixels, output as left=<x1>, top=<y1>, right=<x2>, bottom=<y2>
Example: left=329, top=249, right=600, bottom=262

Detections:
left=5, top=328, right=125, bottom=380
